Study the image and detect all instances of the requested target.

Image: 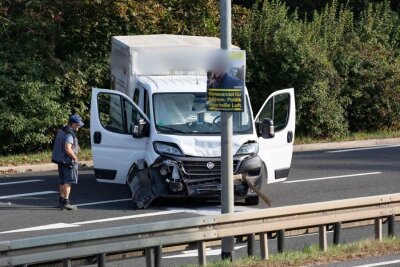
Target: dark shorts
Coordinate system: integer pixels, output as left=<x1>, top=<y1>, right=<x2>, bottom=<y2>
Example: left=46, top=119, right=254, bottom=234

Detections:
left=58, top=163, right=78, bottom=185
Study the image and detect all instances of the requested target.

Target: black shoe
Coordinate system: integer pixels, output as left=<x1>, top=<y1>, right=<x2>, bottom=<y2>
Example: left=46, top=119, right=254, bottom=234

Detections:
left=61, top=202, right=78, bottom=211
left=58, top=197, right=63, bottom=209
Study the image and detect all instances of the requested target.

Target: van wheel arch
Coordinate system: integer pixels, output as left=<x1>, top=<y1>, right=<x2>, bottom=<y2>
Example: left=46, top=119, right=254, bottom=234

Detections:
left=126, top=161, right=148, bottom=194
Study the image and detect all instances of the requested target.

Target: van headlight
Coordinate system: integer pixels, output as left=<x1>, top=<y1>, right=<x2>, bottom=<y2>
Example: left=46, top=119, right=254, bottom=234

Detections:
left=235, top=142, right=259, bottom=155
left=153, top=142, right=184, bottom=156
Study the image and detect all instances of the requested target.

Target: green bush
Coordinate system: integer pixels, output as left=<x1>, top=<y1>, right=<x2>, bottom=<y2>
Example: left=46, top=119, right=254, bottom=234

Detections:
left=236, top=0, right=400, bottom=138
left=1, top=0, right=400, bottom=153
left=0, top=1, right=69, bottom=153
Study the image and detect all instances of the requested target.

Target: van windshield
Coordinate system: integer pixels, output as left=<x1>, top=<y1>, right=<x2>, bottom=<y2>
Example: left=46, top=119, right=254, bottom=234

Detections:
left=153, top=93, right=253, bottom=135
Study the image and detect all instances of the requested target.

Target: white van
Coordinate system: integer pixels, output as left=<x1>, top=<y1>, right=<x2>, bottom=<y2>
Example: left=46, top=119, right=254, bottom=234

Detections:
left=90, top=35, right=295, bottom=208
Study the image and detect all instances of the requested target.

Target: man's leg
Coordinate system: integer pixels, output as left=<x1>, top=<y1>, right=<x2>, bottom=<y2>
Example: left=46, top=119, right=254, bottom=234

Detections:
left=62, top=184, right=72, bottom=200
left=58, top=165, right=65, bottom=208
left=59, top=184, right=64, bottom=208
left=60, top=165, right=78, bottom=210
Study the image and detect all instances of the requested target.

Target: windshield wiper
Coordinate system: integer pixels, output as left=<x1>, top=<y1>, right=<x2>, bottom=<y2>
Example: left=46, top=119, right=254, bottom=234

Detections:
left=157, top=125, right=185, bottom=133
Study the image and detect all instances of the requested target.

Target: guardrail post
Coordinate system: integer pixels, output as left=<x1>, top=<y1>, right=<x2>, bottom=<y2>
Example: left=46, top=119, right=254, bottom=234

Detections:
left=260, top=232, right=269, bottom=260
left=198, top=241, right=207, bottom=266
left=375, top=218, right=383, bottom=241
left=333, top=222, right=341, bottom=245
left=63, top=259, right=72, bottom=267
left=247, top=234, right=255, bottom=257
left=145, top=247, right=154, bottom=267
left=388, top=215, right=395, bottom=237
left=319, top=225, right=327, bottom=252
left=277, top=230, right=285, bottom=253
left=98, top=253, right=106, bottom=267
left=154, top=245, right=162, bottom=267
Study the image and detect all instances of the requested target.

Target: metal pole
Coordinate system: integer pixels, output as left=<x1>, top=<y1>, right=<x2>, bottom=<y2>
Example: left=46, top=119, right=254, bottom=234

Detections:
left=319, top=225, right=327, bottom=252
left=388, top=215, right=395, bottom=237
left=145, top=247, right=155, bottom=267
left=260, top=232, right=269, bottom=260
left=154, top=245, right=162, bottom=267
left=97, top=253, right=106, bottom=267
left=375, top=218, right=383, bottom=241
left=198, top=241, right=207, bottom=266
left=247, top=234, right=256, bottom=256
left=277, top=230, right=285, bottom=253
left=220, top=0, right=234, bottom=261
left=63, top=259, right=72, bottom=267
left=333, top=222, right=341, bottom=245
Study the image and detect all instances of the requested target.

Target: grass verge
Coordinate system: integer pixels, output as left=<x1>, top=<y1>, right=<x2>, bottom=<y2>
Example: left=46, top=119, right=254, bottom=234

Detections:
left=0, top=148, right=92, bottom=167
left=192, top=237, right=400, bottom=267
left=295, top=130, right=400, bottom=145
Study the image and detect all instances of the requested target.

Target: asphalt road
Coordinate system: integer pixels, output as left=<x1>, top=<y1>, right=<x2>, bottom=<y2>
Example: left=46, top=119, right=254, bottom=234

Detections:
left=1, top=144, right=400, bottom=266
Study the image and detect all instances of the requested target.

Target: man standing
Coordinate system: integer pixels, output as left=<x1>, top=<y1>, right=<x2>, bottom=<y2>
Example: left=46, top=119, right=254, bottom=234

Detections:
left=52, top=114, right=84, bottom=210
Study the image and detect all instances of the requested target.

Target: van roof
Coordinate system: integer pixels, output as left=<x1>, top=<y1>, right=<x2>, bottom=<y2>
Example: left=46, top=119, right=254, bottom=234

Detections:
left=113, top=35, right=237, bottom=49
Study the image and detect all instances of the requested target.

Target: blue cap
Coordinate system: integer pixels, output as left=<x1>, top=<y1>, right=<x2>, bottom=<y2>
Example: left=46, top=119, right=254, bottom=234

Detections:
left=69, top=114, right=84, bottom=127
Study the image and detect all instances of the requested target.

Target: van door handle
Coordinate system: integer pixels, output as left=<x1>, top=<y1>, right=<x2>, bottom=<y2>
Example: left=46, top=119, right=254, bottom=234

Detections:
left=94, top=131, right=102, bottom=144
left=287, top=131, right=293, bottom=143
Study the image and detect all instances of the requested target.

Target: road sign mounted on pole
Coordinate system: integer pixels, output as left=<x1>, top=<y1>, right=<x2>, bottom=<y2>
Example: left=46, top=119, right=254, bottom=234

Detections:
left=207, top=50, right=246, bottom=112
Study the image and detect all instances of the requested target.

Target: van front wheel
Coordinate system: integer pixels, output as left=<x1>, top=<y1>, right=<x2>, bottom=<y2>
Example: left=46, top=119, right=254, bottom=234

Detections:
left=245, top=195, right=259, bottom=205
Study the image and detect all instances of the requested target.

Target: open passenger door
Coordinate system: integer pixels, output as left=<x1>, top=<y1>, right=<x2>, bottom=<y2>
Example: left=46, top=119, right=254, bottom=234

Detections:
left=90, top=88, right=149, bottom=184
left=255, top=88, right=295, bottom=183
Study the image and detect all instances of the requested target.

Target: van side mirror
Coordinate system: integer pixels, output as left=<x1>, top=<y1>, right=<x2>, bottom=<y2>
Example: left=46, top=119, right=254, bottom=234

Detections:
left=132, top=119, right=149, bottom=138
left=257, top=118, right=275, bottom=139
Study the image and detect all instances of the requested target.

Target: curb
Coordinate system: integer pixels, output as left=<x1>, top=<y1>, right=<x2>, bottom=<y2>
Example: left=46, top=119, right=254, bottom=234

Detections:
left=294, top=137, right=400, bottom=152
left=0, top=138, right=399, bottom=174
left=0, top=161, right=93, bottom=175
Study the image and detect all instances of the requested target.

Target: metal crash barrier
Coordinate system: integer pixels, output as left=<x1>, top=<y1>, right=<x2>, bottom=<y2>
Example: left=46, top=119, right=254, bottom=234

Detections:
left=1, top=193, right=400, bottom=267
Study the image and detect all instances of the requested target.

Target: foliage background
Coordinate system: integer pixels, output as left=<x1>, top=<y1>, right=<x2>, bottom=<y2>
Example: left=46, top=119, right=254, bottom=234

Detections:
left=0, top=0, right=399, bottom=154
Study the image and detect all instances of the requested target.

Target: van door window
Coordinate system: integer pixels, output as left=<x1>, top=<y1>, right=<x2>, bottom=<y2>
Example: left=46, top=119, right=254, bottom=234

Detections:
left=257, top=93, right=290, bottom=132
left=274, top=93, right=290, bottom=131
left=257, top=98, right=273, bottom=123
left=123, top=99, right=142, bottom=134
left=97, top=92, right=145, bottom=134
left=144, top=90, right=150, bottom=118
left=133, top=88, right=140, bottom=105
left=97, top=93, right=125, bottom=133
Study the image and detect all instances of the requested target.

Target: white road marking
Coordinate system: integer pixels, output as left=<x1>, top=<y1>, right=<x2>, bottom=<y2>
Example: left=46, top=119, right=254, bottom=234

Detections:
left=0, top=223, right=79, bottom=234
left=353, top=259, right=400, bottom=267
left=0, top=179, right=43, bottom=186
left=162, top=245, right=247, bottom=258
left=327, top=144, right=400, bottom=153
left=284, top=172, right=382, bottom=184
left=76, top=198, right=131, bottom=207
left=0, top=191, right=58, bottom=199
left=0, top=210, right=184, bottom=234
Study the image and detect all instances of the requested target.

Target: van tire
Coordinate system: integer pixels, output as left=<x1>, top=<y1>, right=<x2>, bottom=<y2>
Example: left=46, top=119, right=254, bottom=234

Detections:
left=245, top=195, right=259, bottom=205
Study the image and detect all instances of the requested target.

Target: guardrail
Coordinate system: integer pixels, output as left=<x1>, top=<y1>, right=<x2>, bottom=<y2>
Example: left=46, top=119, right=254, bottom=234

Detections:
left=1, top=193, right=399, bottom=267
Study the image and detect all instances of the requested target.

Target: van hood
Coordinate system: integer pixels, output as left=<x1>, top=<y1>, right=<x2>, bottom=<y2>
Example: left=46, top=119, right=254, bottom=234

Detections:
left=154, top=134, right=257, bottom=157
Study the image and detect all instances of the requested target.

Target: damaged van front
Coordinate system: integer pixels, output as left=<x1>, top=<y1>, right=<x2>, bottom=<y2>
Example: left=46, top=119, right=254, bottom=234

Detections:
left=125, top=90, right=265, bottom=207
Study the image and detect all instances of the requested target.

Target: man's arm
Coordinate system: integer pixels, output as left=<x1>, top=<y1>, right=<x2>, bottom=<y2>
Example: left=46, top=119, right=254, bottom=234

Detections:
left=64, top=134, right=78, bottom=162
left=65, top=143, right=78, bottom=162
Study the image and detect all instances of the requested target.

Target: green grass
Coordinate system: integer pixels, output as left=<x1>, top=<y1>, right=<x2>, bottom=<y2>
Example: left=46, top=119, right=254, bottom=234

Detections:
left=185, top=237, right=400, bottom=267
left=0, top=148, right=92, bottom=167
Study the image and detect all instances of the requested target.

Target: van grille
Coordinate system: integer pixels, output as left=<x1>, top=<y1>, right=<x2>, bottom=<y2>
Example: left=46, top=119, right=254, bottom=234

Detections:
left=182, top=160, right=239, bottom=184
